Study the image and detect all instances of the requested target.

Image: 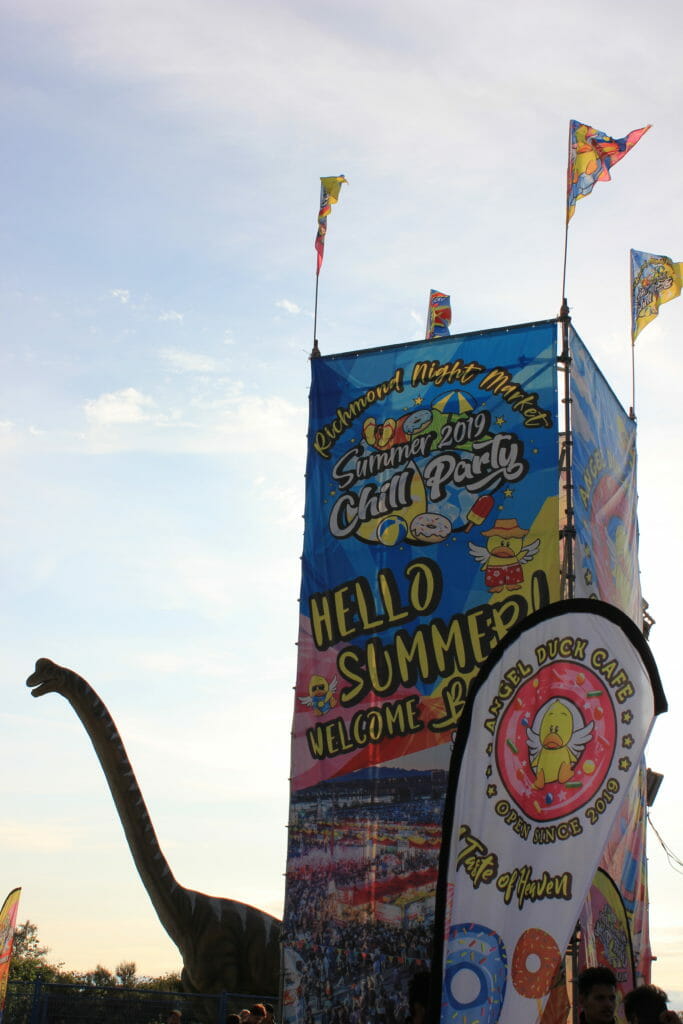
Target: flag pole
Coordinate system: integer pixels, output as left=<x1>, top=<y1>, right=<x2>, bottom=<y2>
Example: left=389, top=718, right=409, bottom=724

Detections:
left=558, top=297, right=575, bottom=601
left=629, top=251, right=636, bottom=418
left=561, top=121, right=572, bottom=307
left=559, top=124, right=574, bottom=599
left=311, top=270, right=320, bottom=359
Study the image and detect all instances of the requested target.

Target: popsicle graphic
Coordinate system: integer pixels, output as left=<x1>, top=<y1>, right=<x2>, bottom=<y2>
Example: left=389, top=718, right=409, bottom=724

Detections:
left=455, top=494, right=495, bottom=532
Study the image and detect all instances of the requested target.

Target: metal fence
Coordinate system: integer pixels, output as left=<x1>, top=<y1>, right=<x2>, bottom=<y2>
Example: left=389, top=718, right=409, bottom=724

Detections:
left=4, top=979, right=277, bottom=1024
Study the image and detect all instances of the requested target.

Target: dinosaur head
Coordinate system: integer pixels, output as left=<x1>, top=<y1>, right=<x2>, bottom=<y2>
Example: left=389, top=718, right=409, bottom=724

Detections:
left=26, top=658, right=69, bottom=697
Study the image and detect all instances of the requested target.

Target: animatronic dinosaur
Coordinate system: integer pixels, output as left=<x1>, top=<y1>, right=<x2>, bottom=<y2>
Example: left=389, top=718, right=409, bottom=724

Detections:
left=27, top=658, right=281, bottom=997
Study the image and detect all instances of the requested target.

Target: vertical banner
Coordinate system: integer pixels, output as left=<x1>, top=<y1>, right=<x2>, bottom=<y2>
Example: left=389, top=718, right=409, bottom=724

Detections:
left=570, top=329, right=641, bottom=624
left=431, top=600, right=665, bottom=1024
left=570, top=328, right=651, bottom=984
left=579, top=868, right=636, bottom=1006
left=593, top=761, right=652, bottom=986
left=284, top=323, right=560, bottom=1024
left=0, top=888, right=21, bottom=1024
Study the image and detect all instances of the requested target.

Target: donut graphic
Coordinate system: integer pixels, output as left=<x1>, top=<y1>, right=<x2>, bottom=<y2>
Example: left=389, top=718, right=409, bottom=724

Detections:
left=442, top=923, right=507, bottom=1024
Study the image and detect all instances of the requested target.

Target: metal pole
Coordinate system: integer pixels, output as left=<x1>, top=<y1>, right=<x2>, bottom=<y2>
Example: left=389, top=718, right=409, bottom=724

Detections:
left=558, top=299, right=575, bottom=600
left=311, top=272, right=320, bottom=358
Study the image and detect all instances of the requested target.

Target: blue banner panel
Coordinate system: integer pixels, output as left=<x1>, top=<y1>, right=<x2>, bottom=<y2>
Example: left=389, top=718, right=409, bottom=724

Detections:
left=570, top=329, right=642, bottom=624
left=284, top=323, right=560, bottom=1024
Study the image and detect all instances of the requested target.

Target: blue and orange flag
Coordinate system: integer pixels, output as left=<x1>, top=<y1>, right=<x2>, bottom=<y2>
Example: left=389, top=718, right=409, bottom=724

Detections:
left=425, top=289, right=452, bottom=338
left=315, top=175, right=347, bottom=275
left=0, top=888, right=21, bottom=1023
left=567, top=120, right=650, bottom=222
left=631, top=248, right=683, bottom=341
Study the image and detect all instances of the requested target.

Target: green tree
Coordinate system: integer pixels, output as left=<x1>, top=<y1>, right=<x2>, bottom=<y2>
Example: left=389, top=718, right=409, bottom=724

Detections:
left=115, top=961, right=138, bottom=987
left=8, top=920, right=63, bottom=984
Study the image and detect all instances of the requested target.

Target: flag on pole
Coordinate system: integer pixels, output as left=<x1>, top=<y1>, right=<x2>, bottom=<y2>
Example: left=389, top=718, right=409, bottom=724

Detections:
left=0, top=888, right=21, bottom=1023
left=631, top=248, right=683, bottom=341
left=566, top=121, right=650, bottom=222
left=315, top=175, right=347, bottom=275
left=425, top=289, right=452, bottom=338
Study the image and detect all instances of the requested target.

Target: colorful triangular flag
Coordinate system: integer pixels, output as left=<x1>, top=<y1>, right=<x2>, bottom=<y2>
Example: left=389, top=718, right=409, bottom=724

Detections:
left=567, top=121, right=650, bottom=222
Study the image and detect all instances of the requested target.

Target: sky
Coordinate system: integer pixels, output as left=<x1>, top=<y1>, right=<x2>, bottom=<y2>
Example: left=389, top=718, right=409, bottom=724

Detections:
left=2, top=0, right=683, bottom=1006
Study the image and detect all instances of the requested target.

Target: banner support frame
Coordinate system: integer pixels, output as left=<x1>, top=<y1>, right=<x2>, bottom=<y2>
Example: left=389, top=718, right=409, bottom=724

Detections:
left=558, top=299, right=575, bottom=600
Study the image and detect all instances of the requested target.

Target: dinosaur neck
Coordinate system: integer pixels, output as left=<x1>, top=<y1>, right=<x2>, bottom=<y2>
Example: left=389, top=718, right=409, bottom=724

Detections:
left=59, top=674, right=188, bottom=948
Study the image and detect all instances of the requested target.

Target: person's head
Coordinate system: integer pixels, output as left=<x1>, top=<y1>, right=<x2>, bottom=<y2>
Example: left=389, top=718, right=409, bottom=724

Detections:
left=264, top=1004, right=275, bottom=1024
left=408, top=971, right=431, bottom=1024
left=167, top=1011, right=182, bottom=1024
left=249, top=1005, right=267, bottom=1024
left=623, top=985, right=669, bottom=1024
left=578, top=967, right=618, bottom=1024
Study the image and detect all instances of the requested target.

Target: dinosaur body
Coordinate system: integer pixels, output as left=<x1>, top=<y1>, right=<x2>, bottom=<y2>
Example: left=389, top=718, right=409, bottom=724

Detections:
left=27, top=658, right=280, bottom=997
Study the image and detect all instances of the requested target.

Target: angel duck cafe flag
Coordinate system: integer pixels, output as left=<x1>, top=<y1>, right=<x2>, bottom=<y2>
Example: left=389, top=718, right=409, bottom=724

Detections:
left=315, top=175, right=347, bottom=274
left=567, top=120, right=650, bottom=222
left=0, top=888, right=21, bottom=1023
left=426, top=290, right=452, bottom=339
left=631, top=248, right=683, bottom=341
left=430, top=599, right=666, bottom=1024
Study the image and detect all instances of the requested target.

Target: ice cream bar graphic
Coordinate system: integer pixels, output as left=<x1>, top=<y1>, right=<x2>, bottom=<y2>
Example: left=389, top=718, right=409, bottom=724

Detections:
left=463, top=494, right=495, bottom=531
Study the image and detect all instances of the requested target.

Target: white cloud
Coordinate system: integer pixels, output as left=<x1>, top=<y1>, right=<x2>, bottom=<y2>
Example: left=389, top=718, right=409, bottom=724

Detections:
left=158, top=310, right=184, bottom=322
left=110, top=289, right=130, bottom=304
left=84, top=387, right=156, bottom=425
left=276, top=299, right=301, bottom=315
left=159, top=347, right=217, bottom=373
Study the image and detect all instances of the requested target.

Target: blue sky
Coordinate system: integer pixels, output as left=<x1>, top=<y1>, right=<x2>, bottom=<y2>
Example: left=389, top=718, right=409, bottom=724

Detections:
left=2, top=0, right=683, bottom=1004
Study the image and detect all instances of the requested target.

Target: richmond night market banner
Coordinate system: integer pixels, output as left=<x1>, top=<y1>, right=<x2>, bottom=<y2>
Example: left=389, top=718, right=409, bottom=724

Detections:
left=283, top=322, right=560, bottom=1023
left=431, top=601, right=665, bottom=1024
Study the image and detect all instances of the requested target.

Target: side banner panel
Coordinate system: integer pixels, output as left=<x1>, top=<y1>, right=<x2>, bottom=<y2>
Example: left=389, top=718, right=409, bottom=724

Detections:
left=431, top=601, right=665, bottom=1024
left=570, top=329, right=641, bottom=624
left=284, top=324, right=560, bottom=1024
left=569, top=330, right=651, bottom=983
left=595, top=762, right=652, bottom=985
left=578, top=868, right=636, bottom=1004
left=0, top=888, right=21, bottom=1023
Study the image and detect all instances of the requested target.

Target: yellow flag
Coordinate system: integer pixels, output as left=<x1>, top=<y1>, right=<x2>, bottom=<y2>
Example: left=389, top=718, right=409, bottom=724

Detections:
left=631, top=249, right=683, bottom=341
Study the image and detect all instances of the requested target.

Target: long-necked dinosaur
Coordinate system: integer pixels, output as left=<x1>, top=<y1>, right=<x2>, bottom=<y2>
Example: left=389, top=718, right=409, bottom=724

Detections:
left=27, top=658, right=281, bottom=997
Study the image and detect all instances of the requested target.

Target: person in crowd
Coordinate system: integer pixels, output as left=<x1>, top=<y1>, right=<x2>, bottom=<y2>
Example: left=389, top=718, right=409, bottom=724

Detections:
left=166, top=1011, right=182, bottom=1024
left=624, top=984, right=681, bottom=1024
left=250, top=1003, right=268, bottom=1024
left=407, top=971, right=431, bottom=1024
left=577, top=966, right=618, bottom=1024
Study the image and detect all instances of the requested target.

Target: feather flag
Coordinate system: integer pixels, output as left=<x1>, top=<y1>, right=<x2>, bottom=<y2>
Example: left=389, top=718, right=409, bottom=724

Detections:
left=425, top=289, right=452, bottom=339
left=566, top=121, right=650, bottom=222
left=631, top=248, right=683, bottom=341
left=315, top=175, right=347, bottom=275
left=0, top=888, right=21, bottom=1022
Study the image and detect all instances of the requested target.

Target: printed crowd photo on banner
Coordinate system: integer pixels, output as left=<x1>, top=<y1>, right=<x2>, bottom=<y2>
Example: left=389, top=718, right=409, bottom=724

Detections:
left=283, top=323, right=561, bottom=1024
left=430, top=601, right=665, bottom=1024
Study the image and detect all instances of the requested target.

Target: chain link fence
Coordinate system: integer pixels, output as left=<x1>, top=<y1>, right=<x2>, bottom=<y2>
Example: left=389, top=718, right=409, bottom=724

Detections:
left=4, top=979, right=277, bottom=1024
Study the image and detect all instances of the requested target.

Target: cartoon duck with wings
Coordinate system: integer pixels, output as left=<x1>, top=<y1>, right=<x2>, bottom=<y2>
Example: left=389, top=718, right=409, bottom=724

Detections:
left=526, top=698, right=594, bottom=789
left=299, top=674, right=338, bottom=716
left=468, top=517, right=540, bottom=593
